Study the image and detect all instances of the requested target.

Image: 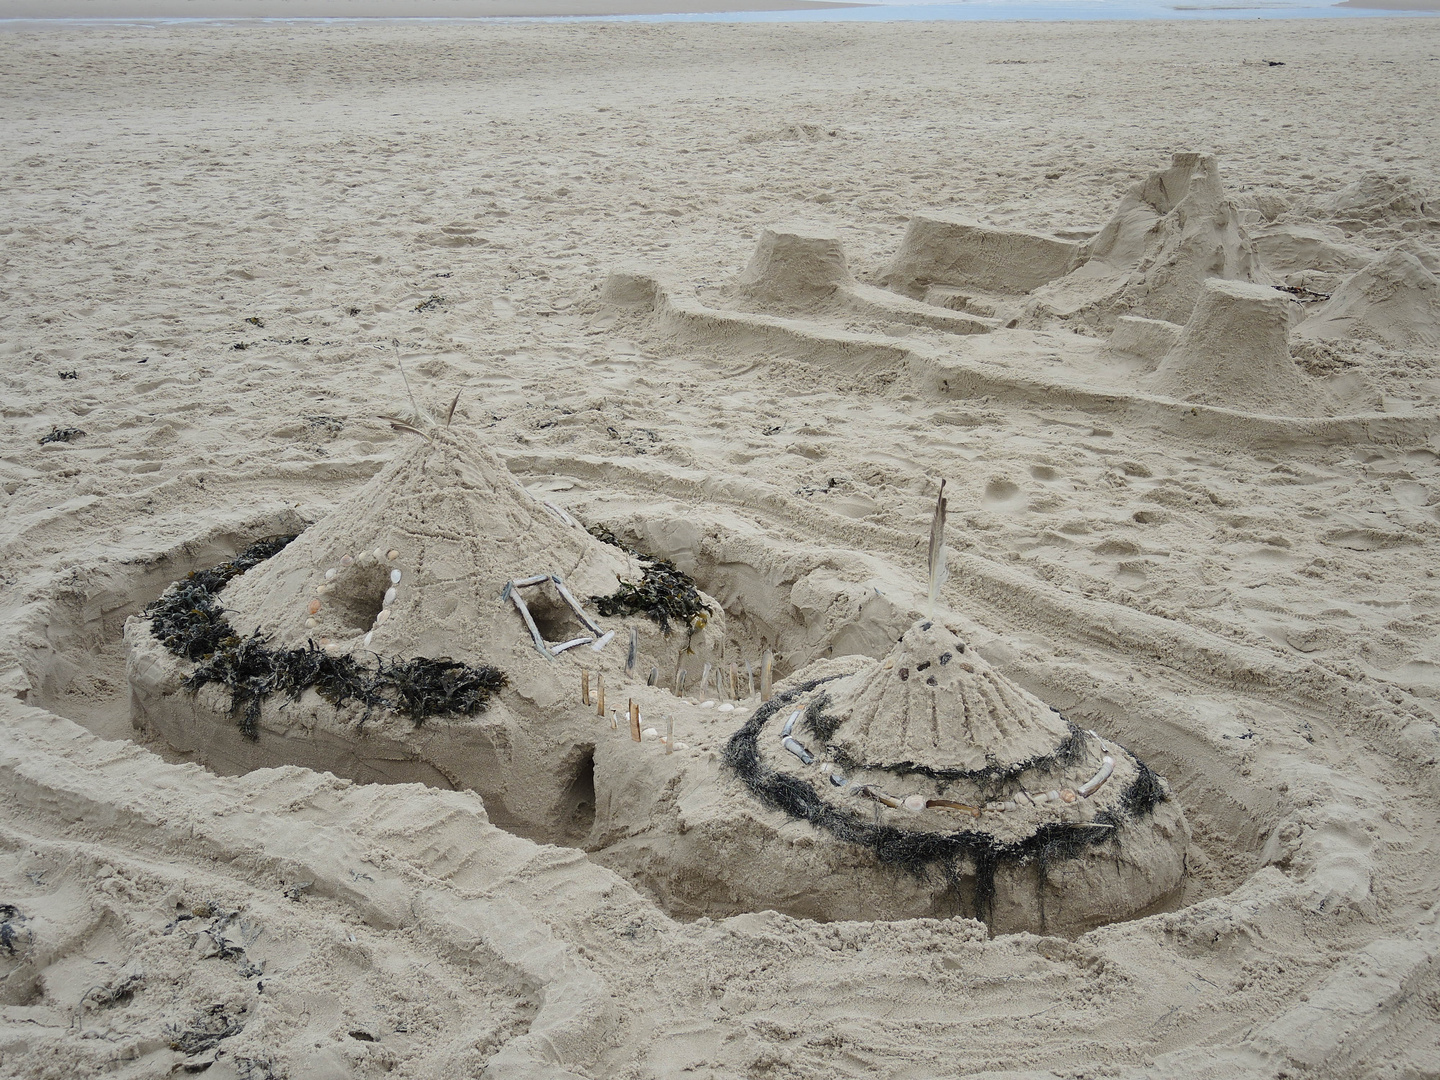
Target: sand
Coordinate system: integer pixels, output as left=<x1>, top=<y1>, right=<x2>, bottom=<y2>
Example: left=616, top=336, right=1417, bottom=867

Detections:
left=2, top=14, right=1440, bottom=1080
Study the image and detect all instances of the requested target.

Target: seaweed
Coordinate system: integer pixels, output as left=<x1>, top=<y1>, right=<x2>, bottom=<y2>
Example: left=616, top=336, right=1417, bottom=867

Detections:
left=724, top=679, right=1162, bottom=925
left=827, top=722, right=1089, bottom=795
left=145, top=536, right=506, bottom=740
left=39, top=427, right=85, bottom=445
left=587, top=526, right=710, bottom=634
left=414, top=294, right=445, bottom=312
left=166, top=1004, right=245, bottom=1056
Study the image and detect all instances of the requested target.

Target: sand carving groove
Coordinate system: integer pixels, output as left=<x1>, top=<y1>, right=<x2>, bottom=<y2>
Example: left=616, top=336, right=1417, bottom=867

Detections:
left=602, top=152, right=1440, bottom=437
left=127, top=419, right=1185, bottom=934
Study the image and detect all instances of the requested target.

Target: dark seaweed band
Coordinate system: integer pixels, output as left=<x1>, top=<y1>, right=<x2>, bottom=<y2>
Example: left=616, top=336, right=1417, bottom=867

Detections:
left=143, top=535, right=507, bottom=740
left=724, top=678, right=1167, bottom=925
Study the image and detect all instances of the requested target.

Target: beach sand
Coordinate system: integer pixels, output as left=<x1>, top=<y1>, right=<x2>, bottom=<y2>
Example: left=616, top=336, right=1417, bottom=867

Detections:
left=1, top=14, right=1439, bottom=1079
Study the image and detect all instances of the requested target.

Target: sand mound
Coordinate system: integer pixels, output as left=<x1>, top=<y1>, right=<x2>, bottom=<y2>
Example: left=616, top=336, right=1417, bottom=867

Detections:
left=1314, top=171, right=1440, bottom=232
left=1150, top=278, right=1315, bottom=414
left=1296, top=245, right=1440, bottom=347
left=733, top=222, right=855, bottom=310
left=218, top=425, right=635, bottom=663
left=721, top=620, right=1188, bottom=934
left=1029, top=152, right=1267, bottom=328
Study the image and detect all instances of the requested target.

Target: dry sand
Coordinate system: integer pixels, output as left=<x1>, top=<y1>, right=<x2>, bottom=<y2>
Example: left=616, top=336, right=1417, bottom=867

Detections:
left=2, top=14, right=1440, bottom=1080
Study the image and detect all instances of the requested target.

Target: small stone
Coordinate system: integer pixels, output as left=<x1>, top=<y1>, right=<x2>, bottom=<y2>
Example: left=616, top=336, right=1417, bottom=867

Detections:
left=390, top=569, right=401, bottom=585
left=642, top=727, right=659, bottom=740
left=373, top=547, right=385, bottom=560
left=387, top=549, right=399, bottom=561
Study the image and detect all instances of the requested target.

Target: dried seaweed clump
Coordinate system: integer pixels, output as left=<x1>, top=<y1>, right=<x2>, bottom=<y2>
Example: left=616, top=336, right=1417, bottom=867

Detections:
left=145, top=537, right=506, bottom=740
left=587, top=525, right=711, bottom=634
left=724, top=679, right=1166, bottom=924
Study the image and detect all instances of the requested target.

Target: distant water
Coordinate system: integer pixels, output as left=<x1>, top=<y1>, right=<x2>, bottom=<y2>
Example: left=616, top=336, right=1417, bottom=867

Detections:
left=568, top=0, right=1423, bottom=22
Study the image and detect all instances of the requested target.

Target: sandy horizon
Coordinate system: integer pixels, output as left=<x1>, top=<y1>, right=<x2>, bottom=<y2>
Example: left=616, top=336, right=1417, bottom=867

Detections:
left=2, top=13, right=1439, bottom=1080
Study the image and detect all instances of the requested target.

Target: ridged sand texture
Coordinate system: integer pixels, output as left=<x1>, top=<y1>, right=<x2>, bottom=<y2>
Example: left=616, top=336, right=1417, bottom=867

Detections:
left=829, top=621, right=1073, bottom=773
left=220, top=426, right=634, bottom=665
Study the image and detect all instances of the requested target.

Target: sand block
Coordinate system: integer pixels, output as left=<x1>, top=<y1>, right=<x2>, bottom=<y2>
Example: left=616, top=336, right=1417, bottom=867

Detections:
left=735, top=222, right=854, bottom=306
left=1296, top=245, right=1440, bottom=348
left=1151, top=278, right=1315, bottom=415
left=1251, top=223, right=1377, bottom=280
left=881, top=214, right=1082, bottom=299
left=1109, top=315, right=1183, bottom=364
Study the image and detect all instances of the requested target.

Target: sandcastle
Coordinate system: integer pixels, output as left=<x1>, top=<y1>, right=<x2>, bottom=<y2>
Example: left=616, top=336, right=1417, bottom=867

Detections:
left=126, top=421, right=729, bottom=841
left=126, top=414, right=1188, bottom=934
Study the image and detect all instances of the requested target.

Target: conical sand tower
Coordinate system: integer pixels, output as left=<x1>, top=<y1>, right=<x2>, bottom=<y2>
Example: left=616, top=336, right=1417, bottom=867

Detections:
left=128, top=423, right=721, bottom=840
left=726, top=620, right=1188, bottom=934
left=220, top=425, right=639, bottom=669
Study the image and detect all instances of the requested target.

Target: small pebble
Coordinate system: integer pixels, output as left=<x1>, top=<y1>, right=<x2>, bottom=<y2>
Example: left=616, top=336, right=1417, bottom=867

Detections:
left=642, top=727, right=659, bottom=740
left=387, top=549, right=399, bottom=561
left=340, top=554, right=353, bottom=567
left=390, top=569, right=402, bottom=585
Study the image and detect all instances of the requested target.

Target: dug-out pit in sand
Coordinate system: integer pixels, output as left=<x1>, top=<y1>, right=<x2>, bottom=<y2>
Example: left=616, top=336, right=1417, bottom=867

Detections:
left=121, top=422, right=1193, bottom=935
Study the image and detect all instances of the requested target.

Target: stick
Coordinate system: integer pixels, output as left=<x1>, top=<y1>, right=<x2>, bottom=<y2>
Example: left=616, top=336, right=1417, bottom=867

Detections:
left=596, top=673, right=605, bottom=718
left=581, top=670, right=590, bottom=706
left=647, top=664, right=659, bottom=687
left=665, top=715, right=674, bottom=755
left=745, top=660, right=754, bottom=698
left=927, top=478, right=949, bottom=619
left=629, top=700, right=641, bottom=742
left=675, top=669, right=688, bottom=697
left=729, top=662, right=738, bottom=700
left=551, top=574, right=601, bottom=634
left=761, top=649, right=773, bottom=702
left=626, top=628, right=638, bottom=675
left=509, top=588, right=550, bottom=658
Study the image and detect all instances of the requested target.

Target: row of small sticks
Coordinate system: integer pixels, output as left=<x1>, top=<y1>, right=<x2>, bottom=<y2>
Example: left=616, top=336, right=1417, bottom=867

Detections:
left=580, top=670, right=684, bottom=753
left=670, top=649, right=775, bottom=702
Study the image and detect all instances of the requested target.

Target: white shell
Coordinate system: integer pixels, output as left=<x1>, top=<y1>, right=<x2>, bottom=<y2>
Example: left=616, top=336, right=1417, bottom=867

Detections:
left=340, top=554, right=353, bottom=567
left=364, top=632, right=373, bottom=645
left=383, top=587, right=397, bottom=607
left=373, top=547, right=385, bottom=559
left=902, top=794, right=927, bottom=813
left=387, top=549, right=399, bottom=561
left=718, top=703, right=735, bottom=712
left=390, top=569, right=402, bottom=585
left=305, top=617, right=317, bottom=628
left=324, top=568, right=337, bottom=581
left=641, top=727, right=659, bottom=740
left=673, top=741, right=689, bottom=751
left=700, top=700, right=715, bottom=709
left=375, top=610, right=390, bottom=625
